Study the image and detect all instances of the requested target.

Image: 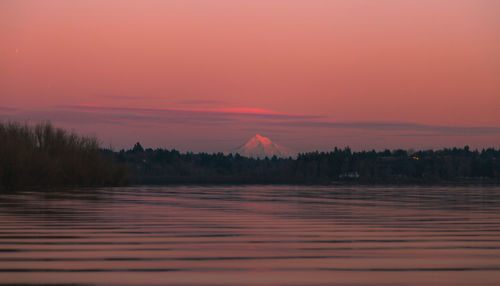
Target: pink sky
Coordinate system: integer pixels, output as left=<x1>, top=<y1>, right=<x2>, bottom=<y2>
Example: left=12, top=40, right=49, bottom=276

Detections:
left=1, top=0, right=499, bottom=152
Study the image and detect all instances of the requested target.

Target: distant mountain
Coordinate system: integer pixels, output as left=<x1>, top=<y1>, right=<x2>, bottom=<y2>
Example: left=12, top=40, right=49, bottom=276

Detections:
left=233, top=134, right=294, bottom=159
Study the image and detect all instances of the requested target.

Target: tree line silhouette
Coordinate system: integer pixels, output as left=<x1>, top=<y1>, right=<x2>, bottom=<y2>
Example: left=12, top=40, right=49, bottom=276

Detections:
left=116, top=142, right=500, bottom=184
left=0, top=122, right=128, bottom=190
left=1, top=121, right=499, bottom=189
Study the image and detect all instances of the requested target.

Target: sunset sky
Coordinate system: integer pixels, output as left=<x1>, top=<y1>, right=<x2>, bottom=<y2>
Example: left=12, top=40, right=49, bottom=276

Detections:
left=1, top=0, right=499, bottom=152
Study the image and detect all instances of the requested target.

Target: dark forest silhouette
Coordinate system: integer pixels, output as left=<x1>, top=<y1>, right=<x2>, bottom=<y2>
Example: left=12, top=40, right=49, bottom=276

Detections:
left=1, top=122, right=499, bottom=189
left=117, top=142, right=500, bottom=185
left=0, top=122, right=128, bottom=189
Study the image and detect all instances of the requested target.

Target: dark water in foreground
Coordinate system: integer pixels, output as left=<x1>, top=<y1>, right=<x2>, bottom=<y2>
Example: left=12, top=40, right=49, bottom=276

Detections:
left=1, top=186, right=500, bottom=286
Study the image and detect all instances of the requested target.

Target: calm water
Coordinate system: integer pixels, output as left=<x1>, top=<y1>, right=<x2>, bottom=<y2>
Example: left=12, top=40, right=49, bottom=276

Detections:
left=1, top=185, right=500, bottom=285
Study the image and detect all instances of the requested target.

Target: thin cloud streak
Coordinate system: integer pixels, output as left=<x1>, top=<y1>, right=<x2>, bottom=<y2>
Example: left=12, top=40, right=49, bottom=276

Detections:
left=274, top=121, right=500, bottom=136
left=3, top=106, right=500, bottom=140
left=59, top=104, right=322, bottom=119
left=2, top=109, right=234, bottom=126
left=176, top=100, right=229, bottom=106
left=0, top=106, right=18, bottom=112
left=91, top=94, right=155, bottom=100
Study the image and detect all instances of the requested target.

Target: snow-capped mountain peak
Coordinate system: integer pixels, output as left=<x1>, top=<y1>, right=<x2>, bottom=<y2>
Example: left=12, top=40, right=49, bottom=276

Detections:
left=233, top=134, right=294, bottom=159
left=246, top=134, right=271, bottom=146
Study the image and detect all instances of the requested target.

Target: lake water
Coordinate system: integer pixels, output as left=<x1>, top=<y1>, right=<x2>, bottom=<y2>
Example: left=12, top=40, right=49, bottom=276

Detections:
left=1, top=185, right=500, bottom=285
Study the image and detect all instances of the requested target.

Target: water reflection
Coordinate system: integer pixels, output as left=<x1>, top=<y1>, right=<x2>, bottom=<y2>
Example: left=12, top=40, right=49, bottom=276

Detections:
left=1, top=186, right=500, bottom=285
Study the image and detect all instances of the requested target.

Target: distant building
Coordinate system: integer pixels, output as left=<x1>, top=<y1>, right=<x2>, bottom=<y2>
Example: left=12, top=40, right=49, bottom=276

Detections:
left=339, top=172, right=360, bottom=179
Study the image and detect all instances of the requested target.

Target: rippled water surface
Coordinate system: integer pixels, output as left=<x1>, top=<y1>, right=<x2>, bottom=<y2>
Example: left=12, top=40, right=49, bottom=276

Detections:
left=1, top=185, right=500, bottom=285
